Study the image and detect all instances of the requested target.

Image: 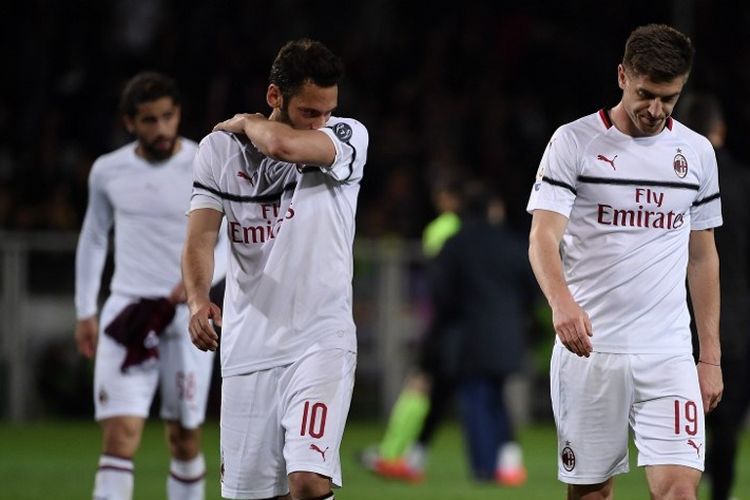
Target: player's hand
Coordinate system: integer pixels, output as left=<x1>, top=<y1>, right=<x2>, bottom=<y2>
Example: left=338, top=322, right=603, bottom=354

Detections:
left=213, top=113, right=265, bottom=134
left=75, top=316, right=99, bottom=359
left=188, top=300, right=222, bottom=352
left=697, top=362, right=723, bottom=413
left=551, top=297, right=593, bottom=357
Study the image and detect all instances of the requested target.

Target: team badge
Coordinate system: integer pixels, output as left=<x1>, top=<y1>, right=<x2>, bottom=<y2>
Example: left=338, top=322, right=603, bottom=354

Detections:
left=673, top=149, right=688, bottom=178
left=98, top=387, right=109, bottom=405
left=561, top=442, right=576, bottom=471
left=331, top=122, right=353, bottom=142
left=535, top=165, right=545, bottom=181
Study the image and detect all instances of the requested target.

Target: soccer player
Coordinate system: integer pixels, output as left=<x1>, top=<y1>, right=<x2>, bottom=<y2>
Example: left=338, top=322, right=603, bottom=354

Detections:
left=182, top=39, right=368, bottom=500
left=527, top=24, right=723, bottom=499
left=74, top=72, right=226, bottom=500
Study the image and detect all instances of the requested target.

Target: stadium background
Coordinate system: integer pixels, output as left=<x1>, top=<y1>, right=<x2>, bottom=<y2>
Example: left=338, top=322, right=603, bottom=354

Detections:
left=1, top=1, right=749, bottom=498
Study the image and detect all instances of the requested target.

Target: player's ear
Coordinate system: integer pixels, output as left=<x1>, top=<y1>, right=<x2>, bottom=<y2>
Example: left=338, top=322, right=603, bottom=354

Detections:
left=617, top=64, right=627, bottom=91
left=267, top=84, right=283, bottom=110
left=123, top=115, right=135, bottom=134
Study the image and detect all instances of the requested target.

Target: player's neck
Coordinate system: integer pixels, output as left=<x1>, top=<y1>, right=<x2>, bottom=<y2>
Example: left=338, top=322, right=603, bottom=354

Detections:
left=609, top=104, right=636, bottom=137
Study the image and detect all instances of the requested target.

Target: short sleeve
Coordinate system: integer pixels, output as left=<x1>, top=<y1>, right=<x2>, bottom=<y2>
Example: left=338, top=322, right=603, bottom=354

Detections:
left=526, top=126, right=580, bottom=218
left=318, top=118, right=368, bottom=183
left=190, top=134, right=225, bottom=213
left=690, top=140, right=722, bottom=230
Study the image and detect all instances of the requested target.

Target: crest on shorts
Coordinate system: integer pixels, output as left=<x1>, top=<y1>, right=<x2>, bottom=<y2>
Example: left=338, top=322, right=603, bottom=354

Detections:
left=98, top=387, right=108, bottom=405
left=673, top=149, right=688, bottom=178
left=561, top=442, right=576, bottom=471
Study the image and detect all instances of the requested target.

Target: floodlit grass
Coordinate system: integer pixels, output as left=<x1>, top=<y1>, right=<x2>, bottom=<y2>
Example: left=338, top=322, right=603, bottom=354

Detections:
left=0, top=419, right=748, bottom=499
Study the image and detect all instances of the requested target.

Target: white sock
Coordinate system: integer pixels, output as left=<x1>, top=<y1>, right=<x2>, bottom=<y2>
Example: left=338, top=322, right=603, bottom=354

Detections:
left=93, top=454, right=134, bottom=500
left=167, top=454, right=206, bottom=500
left=405, top=443, right=427, bottom=471
left=496, top=441, right=524, bottom=470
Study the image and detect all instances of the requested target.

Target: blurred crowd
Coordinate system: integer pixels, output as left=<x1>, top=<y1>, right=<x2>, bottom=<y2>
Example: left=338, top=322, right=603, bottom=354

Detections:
left=2, top=0, right=750, bottom=236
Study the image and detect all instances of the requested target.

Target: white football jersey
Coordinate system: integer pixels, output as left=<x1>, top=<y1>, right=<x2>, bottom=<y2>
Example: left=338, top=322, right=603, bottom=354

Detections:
left=75, top=139, right=227, bottom=318
left=527, top=110, right=722, bottom=354
left=190, top=117, right=368, bottom=376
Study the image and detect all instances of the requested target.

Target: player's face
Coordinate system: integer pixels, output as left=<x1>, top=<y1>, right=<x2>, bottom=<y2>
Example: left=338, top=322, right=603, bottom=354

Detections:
left=270, top=82, right=337, bottom=130
left=124, top=97, right=181, bottom=161
left=618, top=65, right=686, bottom=137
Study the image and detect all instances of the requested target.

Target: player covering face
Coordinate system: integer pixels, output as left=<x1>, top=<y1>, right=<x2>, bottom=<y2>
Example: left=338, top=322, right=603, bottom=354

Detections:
left=183, top=39, right=368, bottom=500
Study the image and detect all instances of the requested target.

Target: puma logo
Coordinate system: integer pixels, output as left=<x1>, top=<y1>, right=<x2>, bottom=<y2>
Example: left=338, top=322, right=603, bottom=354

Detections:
left=596, top=154, right=618, bottom=170
left=687, top=439, right=703, bottom=456
left=237, top=171, right=255, bottom=185
left=310, top=444, right=329, bottom=461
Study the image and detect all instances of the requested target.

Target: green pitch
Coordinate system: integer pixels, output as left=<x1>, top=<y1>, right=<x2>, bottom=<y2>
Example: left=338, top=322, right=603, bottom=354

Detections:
left=1, top=420, right=748, bottom=499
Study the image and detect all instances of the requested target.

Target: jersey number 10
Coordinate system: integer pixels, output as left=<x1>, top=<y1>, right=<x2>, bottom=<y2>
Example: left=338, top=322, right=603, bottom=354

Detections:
left=300, top=401, right=328, bottom=438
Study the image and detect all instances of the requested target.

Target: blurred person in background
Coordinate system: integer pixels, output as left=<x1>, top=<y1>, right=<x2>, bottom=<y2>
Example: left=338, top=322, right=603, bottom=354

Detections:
left=361, top=177, right=463, bottom=483
left=527, top=24, right=722, bottom=499
left=364, top=179, right=535, bottom=486
left=183, top=38, right=368, bottom=500
left=74, top=72, right=227, bottom=500
left=680, top=92, right=750, bottom=500
left=430, top=181, right=535, bottom=485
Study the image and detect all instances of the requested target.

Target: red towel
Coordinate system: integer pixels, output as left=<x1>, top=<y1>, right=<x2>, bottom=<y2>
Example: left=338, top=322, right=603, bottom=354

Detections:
left=104, top=298, right=176, bottom=372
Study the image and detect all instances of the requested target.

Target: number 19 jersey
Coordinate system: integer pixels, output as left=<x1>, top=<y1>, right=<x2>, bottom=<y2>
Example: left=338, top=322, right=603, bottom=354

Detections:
left=527, top=110, right=722, bottom=354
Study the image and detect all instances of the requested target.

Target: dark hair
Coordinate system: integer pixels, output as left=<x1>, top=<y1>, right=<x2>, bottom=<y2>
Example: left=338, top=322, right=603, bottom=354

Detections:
left=678, top=93, right=724, bottom=136
left=269, top=39, right=344, bottom=101
left=119, top=72, right=181, bottom=118
left=461, top=180, right=492, bottom=218
left=622, top=24, right=694, bottom=82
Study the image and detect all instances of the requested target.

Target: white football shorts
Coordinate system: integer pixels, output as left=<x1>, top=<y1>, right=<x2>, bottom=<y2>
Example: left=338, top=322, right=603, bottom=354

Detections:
left=550, top=344, right=704, bottom=484
left=219, top=346, right=356, bottom=499
left=93, top=293, right=215, bottom=428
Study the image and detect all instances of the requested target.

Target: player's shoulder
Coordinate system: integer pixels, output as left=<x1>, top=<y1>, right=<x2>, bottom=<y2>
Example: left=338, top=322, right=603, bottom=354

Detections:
left=325, top=116, right=369, bottom=144
left=90, top=141, right=137, bottom=176
left=669, top=119, right=714, bottom=153
left=179, top=137, right=199, bottom=154
left=197, top=130, right=259, bottom=161
left=556, top=110, right=607, bottom=140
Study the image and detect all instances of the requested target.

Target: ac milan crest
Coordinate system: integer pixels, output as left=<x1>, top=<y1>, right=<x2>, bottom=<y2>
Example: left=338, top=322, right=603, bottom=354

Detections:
left=561, top=443, right=576, bottom=471
left=673, top=150, right=688, bottom=178
left=98, top=387, right=109, bottom=405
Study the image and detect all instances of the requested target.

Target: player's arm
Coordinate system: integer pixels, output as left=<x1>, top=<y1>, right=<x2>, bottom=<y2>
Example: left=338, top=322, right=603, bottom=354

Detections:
left=74, top=163, right=113, bottom=359
left=687, top=228, right=723, bottom=412
left=214, top=113, right=335, bottom=166
left=528, top=209, right=593, bottom=357
left=182, top=208, right=224, bottom=352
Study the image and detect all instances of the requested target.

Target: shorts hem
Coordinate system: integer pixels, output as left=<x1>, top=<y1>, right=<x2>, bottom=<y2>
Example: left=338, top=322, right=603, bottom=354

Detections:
left=221, top=486, right=289, bottom=499
left=95, top=410, right=149, bottom=421
left=559, top=466, right=629, bottom=484
left=287, top=462, right=340, bottom=487
left=638, top=459, right=704, bottom=472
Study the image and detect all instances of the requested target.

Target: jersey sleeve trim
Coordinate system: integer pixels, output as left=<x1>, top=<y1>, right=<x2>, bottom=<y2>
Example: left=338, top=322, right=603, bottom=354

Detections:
left=542, top=176, right=577, bottom=195
left=692, top=192, right=720, bottom=207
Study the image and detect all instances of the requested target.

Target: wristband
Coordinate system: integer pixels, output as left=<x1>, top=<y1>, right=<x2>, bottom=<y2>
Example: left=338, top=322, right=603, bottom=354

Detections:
left=698, top=360, right=720, bottom=367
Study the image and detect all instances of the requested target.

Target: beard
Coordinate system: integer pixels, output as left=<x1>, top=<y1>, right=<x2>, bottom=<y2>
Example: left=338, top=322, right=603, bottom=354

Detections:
left=139, top=135, right=177, bottom=162
left=277, top=103, right=293, bottom=127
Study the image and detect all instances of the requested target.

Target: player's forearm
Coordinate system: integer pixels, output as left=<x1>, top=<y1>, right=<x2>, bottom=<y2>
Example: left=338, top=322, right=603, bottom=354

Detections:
left=529, top=228, right=575, bottom=309
left=243, top=116, right=334, bottom=165
left=74, top=227, right=109, bottom=319
left=688, top=251, right=721, bottom=364
left=182, top=242, right=215, bottom=313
